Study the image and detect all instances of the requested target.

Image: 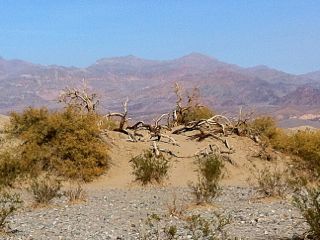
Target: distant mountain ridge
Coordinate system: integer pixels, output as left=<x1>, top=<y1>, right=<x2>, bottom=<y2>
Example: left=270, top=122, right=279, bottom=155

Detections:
left=0, top=53, right=319, bottom=124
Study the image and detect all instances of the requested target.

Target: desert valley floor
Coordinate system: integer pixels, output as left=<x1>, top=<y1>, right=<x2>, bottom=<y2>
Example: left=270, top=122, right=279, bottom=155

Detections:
left=1, top=127, right=310, bottom=240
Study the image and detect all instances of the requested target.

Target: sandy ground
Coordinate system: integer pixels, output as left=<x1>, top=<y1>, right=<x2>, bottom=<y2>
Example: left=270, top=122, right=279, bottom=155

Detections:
left=86, top=129, right=287, bottom=191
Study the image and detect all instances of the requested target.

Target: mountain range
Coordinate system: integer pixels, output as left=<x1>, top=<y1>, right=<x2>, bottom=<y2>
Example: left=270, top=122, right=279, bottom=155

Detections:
left=0, top=53, right=319, bottom=127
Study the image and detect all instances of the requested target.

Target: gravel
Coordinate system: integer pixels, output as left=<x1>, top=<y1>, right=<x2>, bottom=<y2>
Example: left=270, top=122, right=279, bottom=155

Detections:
left=3, top=186, right=308, bottom=240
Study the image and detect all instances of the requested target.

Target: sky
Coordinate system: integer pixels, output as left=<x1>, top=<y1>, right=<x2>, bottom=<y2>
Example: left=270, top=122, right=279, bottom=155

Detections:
left=0, top=0, right=319, bottom=74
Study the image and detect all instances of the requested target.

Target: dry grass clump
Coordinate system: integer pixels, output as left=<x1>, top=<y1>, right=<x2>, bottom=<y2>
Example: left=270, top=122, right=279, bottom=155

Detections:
left=130, top=150, right=170, bottom=185
left=7, top=107, right=110, bottom=182
left=64, top=183, right=86, bottom=203
left=28, top=175, right=62, bottom=205
left=190, top=153, right=224, bottom=204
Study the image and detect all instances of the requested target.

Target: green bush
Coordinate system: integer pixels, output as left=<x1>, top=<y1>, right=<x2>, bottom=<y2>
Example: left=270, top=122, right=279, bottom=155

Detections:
left=8, top=107, right=110, bottom=181
left=190, top=154, right=224, bottom=204
left=130, top=150, right=169, bottom=185
left=293, top=186, right=320, bottom=239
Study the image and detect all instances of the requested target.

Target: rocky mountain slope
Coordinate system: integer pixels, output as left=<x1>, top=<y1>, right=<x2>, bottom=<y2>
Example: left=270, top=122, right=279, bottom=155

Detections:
left=0, top=53, right=319, bottom=124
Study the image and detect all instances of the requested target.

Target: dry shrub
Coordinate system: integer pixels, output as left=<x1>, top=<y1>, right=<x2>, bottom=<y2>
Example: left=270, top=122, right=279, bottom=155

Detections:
left=0, top=191, right=22, bottom=231
left=294, top=186, right=320, bottom=239
left=8, top=107, right=110, bottom=181
left=0, top=150, right=21, bottom=188
left=130, top=150, right=169, bottom=185
left=249, top=116, right=284, bottom=145
left=249, top=165, right=290, bottom=198
left=190, top=154, right=224, bottom=204
left=29, top=175, right=61, bottom=205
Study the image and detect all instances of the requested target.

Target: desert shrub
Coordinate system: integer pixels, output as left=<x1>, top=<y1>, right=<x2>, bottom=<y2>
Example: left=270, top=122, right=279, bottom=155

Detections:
left=177, top=106, right=213, bottom=125
left=29, top=175, right=62, bottom=205
left=130, top=150, right=169, bottom=185
left=190, top=154, right=224, bottom=204
left=293, top=186, right=320, bottom=239
left=0, top=150, right=21, bottom=188
left=8, top=107, right=110, bottom=181
left=0, top=191, right=22, bottom=231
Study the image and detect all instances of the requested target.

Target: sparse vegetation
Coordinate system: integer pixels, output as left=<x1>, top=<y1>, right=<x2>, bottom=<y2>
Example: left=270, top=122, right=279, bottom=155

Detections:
left=185, top=213, right=231, bottom=240
left=0, top=191, right=22, bottom=231
left=130, top=150, right=169, bottom=185
left=293, top=185, right=320, bottom=239
left=190, top=153, right=224, bottom=204
left=29, top=175, right=62, bottom=205
left=139, top=213, right=179, bottom=240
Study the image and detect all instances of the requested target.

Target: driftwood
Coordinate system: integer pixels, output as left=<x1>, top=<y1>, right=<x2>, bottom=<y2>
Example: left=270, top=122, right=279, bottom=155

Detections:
left=128, top=113, right=179, bottom=145
left=194, top=144, right=235, bottom=165
left=173, top=115, right=233, bottom=137
left=151, top=141, right=183, bottom=158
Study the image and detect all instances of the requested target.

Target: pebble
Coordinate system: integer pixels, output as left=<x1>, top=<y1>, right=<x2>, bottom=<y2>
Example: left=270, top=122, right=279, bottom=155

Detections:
left=3, top=186, right=308, bottom=239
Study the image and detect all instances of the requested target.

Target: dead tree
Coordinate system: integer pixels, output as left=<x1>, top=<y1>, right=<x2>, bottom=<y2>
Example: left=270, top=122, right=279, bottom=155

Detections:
left=59, top=80, right=99, bottom=113
left=104, top=98, right=140, bottom=142
left=105, top=98, right=130, bottom=131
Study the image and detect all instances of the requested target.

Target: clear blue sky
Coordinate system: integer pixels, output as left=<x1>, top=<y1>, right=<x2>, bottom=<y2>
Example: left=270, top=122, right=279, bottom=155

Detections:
left=0, top=0, right=319, bottom=74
